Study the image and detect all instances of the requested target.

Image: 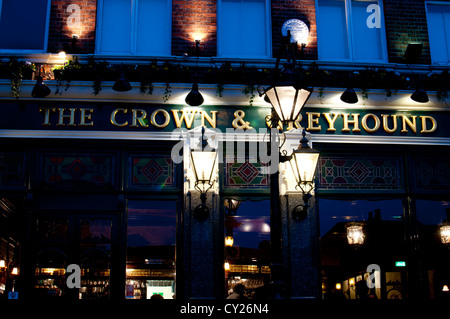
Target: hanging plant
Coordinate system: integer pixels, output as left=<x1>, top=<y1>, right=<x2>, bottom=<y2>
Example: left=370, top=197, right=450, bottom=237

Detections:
left=163, top=82, right=171, bottom=102
left=53, top=57, right=82, bottom=95
left=216, top=83, right=224, bottom=97
left=318, top=87, right=325, bottom=104
left=8, top=57, right=35, bottom=98
left=243, top=84, right=255, bottom=106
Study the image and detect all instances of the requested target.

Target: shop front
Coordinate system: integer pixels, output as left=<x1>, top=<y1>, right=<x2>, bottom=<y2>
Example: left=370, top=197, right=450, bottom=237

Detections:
left=0, top=83, right=449, bottom=303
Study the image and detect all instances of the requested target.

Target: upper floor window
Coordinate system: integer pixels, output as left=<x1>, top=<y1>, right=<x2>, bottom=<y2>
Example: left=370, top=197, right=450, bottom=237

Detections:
left=426, top=3, right=450, bottom=64
left=0, top=0, right=50, bottom=52
left=96, top=0, right=171, bottom=56
left=218, top=0, right=272, bottom=59
left=316, top=0, right=388, bottom=63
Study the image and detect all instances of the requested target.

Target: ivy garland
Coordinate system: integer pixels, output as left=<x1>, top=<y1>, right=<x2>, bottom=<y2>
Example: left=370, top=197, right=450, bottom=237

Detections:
left=1, top=56, right=448, bottom=104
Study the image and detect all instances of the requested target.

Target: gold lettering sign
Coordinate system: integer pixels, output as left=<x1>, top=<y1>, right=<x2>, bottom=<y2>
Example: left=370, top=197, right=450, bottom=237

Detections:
left=38, top=107, right=439, bottom=136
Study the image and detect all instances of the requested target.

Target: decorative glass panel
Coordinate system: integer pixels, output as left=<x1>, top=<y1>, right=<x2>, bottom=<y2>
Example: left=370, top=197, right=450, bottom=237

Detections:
left=129, top=155, right=176, bottom=188
left=224, top=157, right=269, bottom=189
left=412, top=157, right=450, bottom=191
left=42, top=153, right=114, bottom=185
left=318, top=156, right=402, bottom=191
left=0, top=152, right=25, bottom=186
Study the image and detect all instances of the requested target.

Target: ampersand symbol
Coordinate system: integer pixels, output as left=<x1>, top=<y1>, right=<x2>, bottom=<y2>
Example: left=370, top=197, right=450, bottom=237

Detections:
left=232, top=110, right=252, bottom=129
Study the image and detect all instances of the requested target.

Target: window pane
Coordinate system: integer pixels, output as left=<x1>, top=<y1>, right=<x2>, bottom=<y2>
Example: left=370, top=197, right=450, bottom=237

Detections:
left=136, top=0, right=170, bottom=55
left=416, top=200, right=450, bottom=299
left=317, top=0, right=350, bottom=60
left=219, top=0, right=269, bottom=58
left=126, top=200, right=177, bottom=299
left=426, top=4, right=450, bottom=63
left=351, top=0, right=385, bottom=62
left=98, top=0, right=132, bottom=53
left=0, top=0, right=49, bottom=51
left=224, top=199, right=271, bottom=299
left=319, top=199, right=405, bottom=300
left=80, top=218, right=112, bottom=300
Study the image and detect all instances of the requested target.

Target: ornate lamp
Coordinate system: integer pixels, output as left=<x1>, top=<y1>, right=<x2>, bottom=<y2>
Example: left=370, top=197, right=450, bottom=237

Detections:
left=289, top=130, right=320, bottom=220
left=265, top=84, right=313, bottom=124
left=190, top=127, right=217, bottom=220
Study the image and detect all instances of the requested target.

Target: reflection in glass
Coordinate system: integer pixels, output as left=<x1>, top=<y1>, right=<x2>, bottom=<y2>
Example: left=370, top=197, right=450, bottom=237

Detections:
left=224, top=199, right=271, bottom=299
left=416, top=200, right=450, bottom=299
left=319, top=199, right=405, bottom=300
left=80, top=219, right=112, bottom=300
left=126, top=200, right=177, bottom=299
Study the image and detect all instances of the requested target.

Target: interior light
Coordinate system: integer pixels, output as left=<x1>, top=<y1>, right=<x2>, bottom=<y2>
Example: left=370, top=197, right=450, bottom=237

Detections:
left=346, top=224, right=365, bottom=245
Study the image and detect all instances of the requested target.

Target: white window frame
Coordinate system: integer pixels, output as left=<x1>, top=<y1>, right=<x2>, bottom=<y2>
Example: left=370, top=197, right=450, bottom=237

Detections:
left=0, top=0, right=51, bottom=53
left=217, top=0, right=272, bottom=59
left=95, top=0, right=172, bottom=56
left=316, top=0, right=388, bottom=63
left=425, top=1, right=450, bottom=65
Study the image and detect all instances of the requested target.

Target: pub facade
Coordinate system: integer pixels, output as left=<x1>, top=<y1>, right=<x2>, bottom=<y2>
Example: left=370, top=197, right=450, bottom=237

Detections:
left=0, top=0, right=449, bottom=304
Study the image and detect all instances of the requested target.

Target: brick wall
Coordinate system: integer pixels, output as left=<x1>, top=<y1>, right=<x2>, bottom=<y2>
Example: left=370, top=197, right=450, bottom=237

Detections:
left=44, top=0, right=436, bottom=65
left=384, top=0, right=431, bottom=64
left=271, top=0, right=318, bottom=60
left=172, top=0, right=217, bottom=57
left=47, top=0, right=97, bottom=54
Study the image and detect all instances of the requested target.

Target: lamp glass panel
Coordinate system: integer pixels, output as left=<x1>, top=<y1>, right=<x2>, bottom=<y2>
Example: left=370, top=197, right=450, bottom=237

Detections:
left=266, top=86, right=296, bottom=122
left=191, top=151, right=217, bottom=183
left=292, top=89, right=312, bottom=121
left=291, top=151, right=319, bottom=183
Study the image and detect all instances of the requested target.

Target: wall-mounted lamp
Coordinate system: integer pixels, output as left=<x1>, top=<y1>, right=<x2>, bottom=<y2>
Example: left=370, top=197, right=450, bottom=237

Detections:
left=190, top=127, right=217, bottom=220
left=185, top=83, right=204, bottom=106
left=113, top=68, right=132, bottom=92
left=404, top=43, right=423, bottom=64
left=346, top=223, right=365, bottom=245
left=289, top=129, right=320, bottom=221
left=195, top=39, right=201, bottom=56
left=340, top=87, right=358, bottom=104
left=0, top=259, right=5, bottom=268
left=411, top=86, right=429, bottom=103
left=32, top=75, right=51, bottom=98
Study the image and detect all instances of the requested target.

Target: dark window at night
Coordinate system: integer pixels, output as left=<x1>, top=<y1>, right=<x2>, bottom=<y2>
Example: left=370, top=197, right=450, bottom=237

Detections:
left=319, top=199, right=406, bottom=300
left=0, top=0, right=50, bottom=51
left=416, top=200, right=450, bottom=299
left=126, top=200, right=177, bottom=299
left=224, top=199, right=271, bottom=299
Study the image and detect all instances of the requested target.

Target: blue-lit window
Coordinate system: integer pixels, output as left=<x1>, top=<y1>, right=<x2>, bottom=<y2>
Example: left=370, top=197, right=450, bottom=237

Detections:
left=426, top=3, right=450, bottom=64
left=316, top=0, right=388, bottom=63
left=96, top=0, right=172, bottom=56
left=218, top=0, right=272, bottom=59
left=0, top=0, right=50, bottom=52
